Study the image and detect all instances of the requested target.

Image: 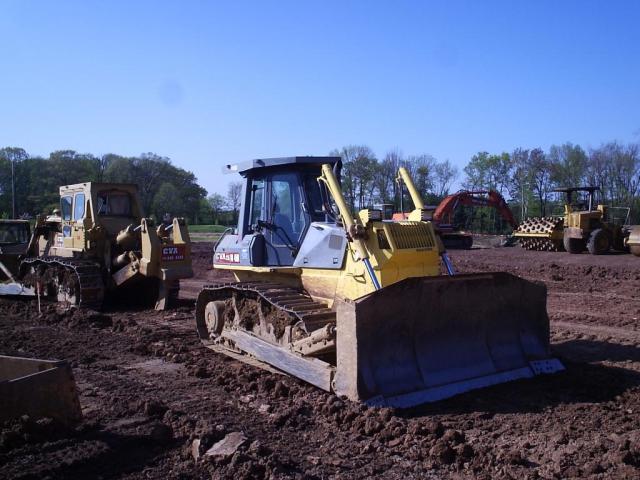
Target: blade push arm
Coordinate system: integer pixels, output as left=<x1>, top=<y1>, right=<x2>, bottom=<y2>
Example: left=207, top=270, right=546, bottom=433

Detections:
left=396, top=167, right=425, bottom=210
left=318, top=164, right=381, bottom=290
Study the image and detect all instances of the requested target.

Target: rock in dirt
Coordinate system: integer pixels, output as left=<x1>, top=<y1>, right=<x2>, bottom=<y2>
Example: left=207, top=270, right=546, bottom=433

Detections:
left=204, top=431, right=247, bottom=458
left=191, top=438, right=202, bottom=461
left=429, top=440, right=456, bottom=465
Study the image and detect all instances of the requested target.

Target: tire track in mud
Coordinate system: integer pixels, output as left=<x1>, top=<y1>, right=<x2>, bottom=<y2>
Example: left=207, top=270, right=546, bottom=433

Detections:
left=552, top=321, right=640, bottom=343
left=2, top=243, right=640, bottom=479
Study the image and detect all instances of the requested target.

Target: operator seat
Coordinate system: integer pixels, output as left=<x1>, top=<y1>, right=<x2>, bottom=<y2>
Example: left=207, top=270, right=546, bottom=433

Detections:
left=273, top=211, right=296, bottom=247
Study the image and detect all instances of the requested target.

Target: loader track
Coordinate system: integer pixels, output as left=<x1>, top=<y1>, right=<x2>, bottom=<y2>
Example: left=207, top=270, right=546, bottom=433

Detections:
left=19, top=257, right=105, bottom=309
left=195, top=282, right=336, bottom=350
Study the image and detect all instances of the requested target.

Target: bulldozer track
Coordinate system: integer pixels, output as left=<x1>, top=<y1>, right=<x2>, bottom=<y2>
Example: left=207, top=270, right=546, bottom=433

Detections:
left=20, top=257, right=105, bottom=310
left=196, top=282, right=336, bottom=335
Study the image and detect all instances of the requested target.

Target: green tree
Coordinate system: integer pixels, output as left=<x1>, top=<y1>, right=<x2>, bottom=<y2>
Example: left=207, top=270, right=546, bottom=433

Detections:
left=330, top=145, right=377, bottom=210
left=152, top=182, right=183, bottom=220
left=0, top=147, right=29, bottom=216
left=208, top=193, right=226, bottom=225
left=433, top=160, right=458, bottom=199
left=548, top=143, right=587, bottom=189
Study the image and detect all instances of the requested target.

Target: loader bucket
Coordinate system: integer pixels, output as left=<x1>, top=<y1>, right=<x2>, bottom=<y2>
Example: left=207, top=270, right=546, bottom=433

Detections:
left=0, top=355, right=82, bottom=426
left=333, top=272, right=563, bottom=408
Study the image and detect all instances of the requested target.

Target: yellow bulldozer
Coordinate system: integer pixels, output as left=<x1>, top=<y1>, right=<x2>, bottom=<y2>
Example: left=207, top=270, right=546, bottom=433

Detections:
left=514, top=186, right=628, bottom=255
left=0, top=182, right=193, bottom=309
left=195, top=157, right=562, bottom=408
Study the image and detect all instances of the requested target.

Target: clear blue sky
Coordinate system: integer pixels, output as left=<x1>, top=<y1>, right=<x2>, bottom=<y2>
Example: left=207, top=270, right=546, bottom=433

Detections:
left=1, top=1, right=639, bottom=195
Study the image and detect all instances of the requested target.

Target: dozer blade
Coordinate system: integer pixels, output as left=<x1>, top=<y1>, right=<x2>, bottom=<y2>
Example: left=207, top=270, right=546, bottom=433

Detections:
left=333, top=272, right=563, bottom=408
left=0, top=355, right=82, bottom=426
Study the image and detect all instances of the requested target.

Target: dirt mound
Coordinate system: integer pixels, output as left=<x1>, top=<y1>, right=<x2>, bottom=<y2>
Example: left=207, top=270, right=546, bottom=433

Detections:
left=1, top=244, right=640, bottom=478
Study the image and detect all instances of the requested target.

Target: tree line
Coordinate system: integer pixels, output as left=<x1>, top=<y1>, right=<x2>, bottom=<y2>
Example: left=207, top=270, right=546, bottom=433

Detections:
left=329, top=141, right=640, bottom=233
left=0, top=147, right=207, bottom=223
left=3, top=141, right=640, bottom=232
left=463, top=141, right=640, bottom=229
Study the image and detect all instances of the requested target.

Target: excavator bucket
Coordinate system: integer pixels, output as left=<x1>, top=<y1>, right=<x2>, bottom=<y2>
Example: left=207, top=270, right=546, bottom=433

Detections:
left=333, top=272, right=563, bottom=408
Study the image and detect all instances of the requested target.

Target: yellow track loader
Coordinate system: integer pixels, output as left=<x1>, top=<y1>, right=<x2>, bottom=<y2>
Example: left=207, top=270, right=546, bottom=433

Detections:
left=195, top=157, right=562, bottom=408
left=1, top=183, right=193, bottom=310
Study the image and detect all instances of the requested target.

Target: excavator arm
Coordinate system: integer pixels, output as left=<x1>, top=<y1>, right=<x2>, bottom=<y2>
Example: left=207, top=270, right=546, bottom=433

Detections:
left=433, top=190, right=517, bottom=229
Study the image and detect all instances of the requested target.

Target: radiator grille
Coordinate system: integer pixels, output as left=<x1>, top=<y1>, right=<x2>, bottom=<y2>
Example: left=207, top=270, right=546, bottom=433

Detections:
left=385, top=222, right=436, bottom=249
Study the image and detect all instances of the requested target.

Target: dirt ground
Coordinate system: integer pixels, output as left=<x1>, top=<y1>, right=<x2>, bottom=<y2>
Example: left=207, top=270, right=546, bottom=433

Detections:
left=2, top=242, right=640, bottom=479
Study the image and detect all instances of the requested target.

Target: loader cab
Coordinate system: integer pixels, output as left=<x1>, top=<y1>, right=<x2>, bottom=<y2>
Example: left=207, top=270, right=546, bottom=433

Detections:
left=554, top=186, right=605, bottom=229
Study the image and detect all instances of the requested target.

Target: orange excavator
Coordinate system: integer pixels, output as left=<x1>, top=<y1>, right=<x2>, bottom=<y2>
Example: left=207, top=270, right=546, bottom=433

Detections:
left=394, top=172, right=517, bottom=249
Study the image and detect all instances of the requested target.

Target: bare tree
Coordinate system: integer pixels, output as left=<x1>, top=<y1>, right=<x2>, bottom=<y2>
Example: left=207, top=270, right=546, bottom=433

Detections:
left=433, top=159, right=459, bottom=198
left=509, top=148, right=530, bottom=220
left=330, top=145, right=377, bottom=210
left=374, top=148, right=403, bottom=205
left=528, top=148, right=552, bottom=216
left=402, top=154, right=436, bottom=205
left=208, top=193, right=226, bottom=224
left=226, top=181, right=243, bottom=222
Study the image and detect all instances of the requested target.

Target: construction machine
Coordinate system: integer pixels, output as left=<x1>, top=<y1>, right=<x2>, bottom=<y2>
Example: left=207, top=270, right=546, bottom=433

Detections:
left=394, top=172, right=517, bottom=249
left=512, top=215, right=565, bottom=251
left=515, top=187, right=627, bottom=254
left=0, top=220, right=33, bottom=295
left=556, top=187, right=627, bottom=254
left=1, top=183, right=193, bottom=309
left=626, top=227, right=640, bottom=256
left=195, top=157, right=562, bottom=408
left=0, top=355, right=82, bottom=427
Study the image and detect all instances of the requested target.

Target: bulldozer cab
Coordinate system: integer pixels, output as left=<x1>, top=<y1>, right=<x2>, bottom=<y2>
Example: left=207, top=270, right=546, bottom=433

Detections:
left=0, top=220, right=30, bottom=247
left=0, top=220, right=31, bottom=281
left=219, top=157, right=339, bottom=267
left=56, top=183, right=143, bottom=252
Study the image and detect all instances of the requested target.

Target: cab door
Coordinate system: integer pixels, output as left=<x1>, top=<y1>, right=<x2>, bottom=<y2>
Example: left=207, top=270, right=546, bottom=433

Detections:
left=61, top=195, right=74, bottom=249
left=264, top=171, right=306, bottom=266
left=72, top=193, right=89, bottom=250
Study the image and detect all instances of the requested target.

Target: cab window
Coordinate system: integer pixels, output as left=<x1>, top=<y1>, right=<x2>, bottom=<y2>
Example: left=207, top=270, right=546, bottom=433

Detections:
left=97, top=191, right=132, bottom=216
left=269, top=172, right=303, bottom=246
left=0, top=223, right=30, bottom=244
left=249, top=178, right=264, bottom=230
left=73, top=193, right=86, bottom=221
left=303, top=174, right=325, bottom=221
left=61, top=196, right=73, bottom=221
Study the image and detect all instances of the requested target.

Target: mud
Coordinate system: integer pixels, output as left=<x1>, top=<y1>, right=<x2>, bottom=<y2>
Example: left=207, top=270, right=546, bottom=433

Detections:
left=1, top=242, right=640, bottom=479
